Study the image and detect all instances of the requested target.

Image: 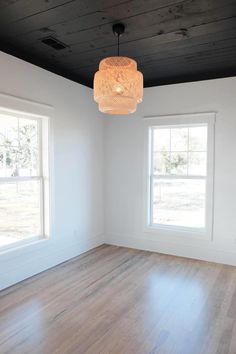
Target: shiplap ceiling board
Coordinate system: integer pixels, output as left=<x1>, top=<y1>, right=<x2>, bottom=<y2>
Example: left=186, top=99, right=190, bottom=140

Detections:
left=0, top=0, right=236, bottom=87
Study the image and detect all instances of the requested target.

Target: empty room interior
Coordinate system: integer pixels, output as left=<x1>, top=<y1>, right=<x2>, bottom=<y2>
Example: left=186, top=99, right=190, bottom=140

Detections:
left=1, top=1, right=236, bottom=353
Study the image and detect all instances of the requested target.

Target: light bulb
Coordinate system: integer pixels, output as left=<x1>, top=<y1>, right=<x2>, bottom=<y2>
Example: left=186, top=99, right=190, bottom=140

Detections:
left=113, top=84, right=124, bottom=95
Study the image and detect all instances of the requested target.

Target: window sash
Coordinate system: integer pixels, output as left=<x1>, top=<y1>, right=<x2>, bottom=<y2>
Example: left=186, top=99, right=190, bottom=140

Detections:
left=0, top=176, right=42, bottom=182
left=151, top=175, right=206, bottom=180
left=149, top=176, right=207, bottom=230
left=0, top=176, right=44, bottom=237
left=151, top=125, right=208, bottom=178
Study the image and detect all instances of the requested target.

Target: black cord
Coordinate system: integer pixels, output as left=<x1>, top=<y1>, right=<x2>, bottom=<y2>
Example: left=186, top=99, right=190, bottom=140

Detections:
left=118, top=34, right=120, bottom=56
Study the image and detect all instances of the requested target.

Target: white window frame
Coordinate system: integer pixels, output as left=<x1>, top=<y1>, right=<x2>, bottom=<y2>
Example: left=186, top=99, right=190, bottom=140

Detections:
left=0, top=93, right=52, bottom=253
left=143, top=112, right=215, bottom=240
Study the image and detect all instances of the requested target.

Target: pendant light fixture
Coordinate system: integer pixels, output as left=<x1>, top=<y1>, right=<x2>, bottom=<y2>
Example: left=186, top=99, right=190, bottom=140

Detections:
left=93, top=23, right=143, bottom=114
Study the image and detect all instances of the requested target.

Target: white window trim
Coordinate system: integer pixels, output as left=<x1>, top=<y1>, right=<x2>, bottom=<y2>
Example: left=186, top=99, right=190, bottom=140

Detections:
left=0, top=92, right=54, bottom=253
left=143, top=112, right=215, bottom=241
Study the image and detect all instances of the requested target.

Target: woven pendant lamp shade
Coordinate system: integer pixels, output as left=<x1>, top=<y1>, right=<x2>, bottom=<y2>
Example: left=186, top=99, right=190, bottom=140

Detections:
left=94, top=56, right=143, bottom=114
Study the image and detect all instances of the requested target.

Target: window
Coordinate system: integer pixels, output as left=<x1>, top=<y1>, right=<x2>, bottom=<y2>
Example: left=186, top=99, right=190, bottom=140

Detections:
left=146, top=114, right=214, bottom=237
left=0, top=112, right=49, bottom=249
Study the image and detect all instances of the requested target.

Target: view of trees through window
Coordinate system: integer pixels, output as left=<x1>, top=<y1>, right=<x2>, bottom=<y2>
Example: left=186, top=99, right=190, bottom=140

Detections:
left=0, top=115, right=41, bottom=248
left=0, top=116, right=38, bottom=177
left=150, top=125, right=208, bottom=228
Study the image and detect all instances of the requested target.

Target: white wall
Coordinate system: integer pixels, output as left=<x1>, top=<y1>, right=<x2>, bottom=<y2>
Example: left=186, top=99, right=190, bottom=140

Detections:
left=0, top=51, right=105, bottom=290
left=105, top=77, right=236, bottom=266
left=1, top=51, right=236, bottom=291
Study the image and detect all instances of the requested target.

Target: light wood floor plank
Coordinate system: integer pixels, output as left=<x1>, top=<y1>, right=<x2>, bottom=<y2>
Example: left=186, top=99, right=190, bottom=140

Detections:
left=0, top=245, right=236, bottom=354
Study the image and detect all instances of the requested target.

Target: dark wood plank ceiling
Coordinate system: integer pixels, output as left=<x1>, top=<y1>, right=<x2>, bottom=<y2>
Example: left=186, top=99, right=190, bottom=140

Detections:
left=0, top=0, right=236, bottom=88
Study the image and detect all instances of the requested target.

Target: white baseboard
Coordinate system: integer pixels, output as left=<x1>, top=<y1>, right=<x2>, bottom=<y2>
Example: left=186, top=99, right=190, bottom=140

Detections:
left=106, top=234, right=236, bottom=267
left=2, top=232, right=235, bottom=291
left=0, top=234, right=104, bottom=291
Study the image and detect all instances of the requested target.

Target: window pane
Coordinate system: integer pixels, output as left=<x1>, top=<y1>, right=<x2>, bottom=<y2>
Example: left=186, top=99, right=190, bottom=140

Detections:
left=0, top=146, right=38, bottom=177
left=153, top=151, right=188, bottom=175
left=19, top=118, right=38, bottom=148
left=170, top=152, right=188, bottom=175
left=189, top=126, right=207, bottom=151
left=153, top=129, right=170, bottom=152
left=152, top=179, right=206, bottom=228
left=17, top=147, right=39, bottom=177
left=0, top=180, right=41, bottom=247
left=0, top=146, right=18, bottom=177
left=153, top=151, right=171, bottom=175
left=189, top=152, right=207, bottom=176
left=0, top=118, right=39, bottom=177
left=18, top=118, right=39, bottom=176
left=171, top=128, right=188, bottom=151
left=0, top=115, right=18, bottom=146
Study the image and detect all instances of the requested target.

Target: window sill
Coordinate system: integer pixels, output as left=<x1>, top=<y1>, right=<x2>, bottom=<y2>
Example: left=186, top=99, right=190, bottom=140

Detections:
left=0, top=235, right=49, bottom=255
left=145, top=224, right=212, bottom=241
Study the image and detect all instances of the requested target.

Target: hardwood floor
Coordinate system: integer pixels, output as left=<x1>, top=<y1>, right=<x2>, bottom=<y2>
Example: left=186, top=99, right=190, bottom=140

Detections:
left=1, top=245, right=236, bottom=354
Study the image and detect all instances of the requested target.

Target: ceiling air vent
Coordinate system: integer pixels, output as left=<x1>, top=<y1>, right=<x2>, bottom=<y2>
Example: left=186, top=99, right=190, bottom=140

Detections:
left=41, top=36, right=67, bottom=50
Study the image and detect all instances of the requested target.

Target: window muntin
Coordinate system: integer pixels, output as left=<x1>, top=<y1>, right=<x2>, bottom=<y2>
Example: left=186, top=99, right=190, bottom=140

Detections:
left=149, top=124, right=208, bottom=230
left=0, top=114, right=44, bottom=249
